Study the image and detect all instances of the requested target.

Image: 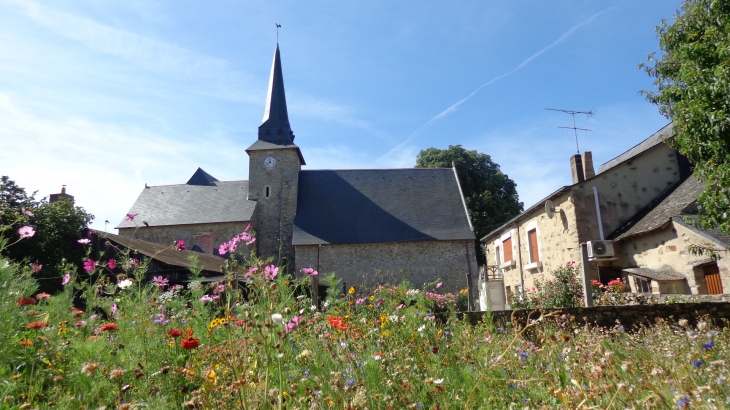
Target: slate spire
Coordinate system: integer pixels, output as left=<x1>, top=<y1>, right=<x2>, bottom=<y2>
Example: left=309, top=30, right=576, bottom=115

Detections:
left=258, top=44, right=294, bottom=142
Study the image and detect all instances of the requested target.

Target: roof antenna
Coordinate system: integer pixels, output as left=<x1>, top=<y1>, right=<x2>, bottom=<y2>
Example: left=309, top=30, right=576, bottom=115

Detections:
left=276, top=23, right=281, bottom=44
left=545, top=108, right=594, bottom=154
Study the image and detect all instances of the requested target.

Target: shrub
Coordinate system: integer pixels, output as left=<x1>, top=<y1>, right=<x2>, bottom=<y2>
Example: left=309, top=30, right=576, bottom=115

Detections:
left=509, top=262, right=584, bottom=309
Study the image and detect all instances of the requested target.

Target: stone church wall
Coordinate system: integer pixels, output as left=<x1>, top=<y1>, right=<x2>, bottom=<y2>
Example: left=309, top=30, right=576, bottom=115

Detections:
left=295, top=240, right=477, bottom=293
left=117, top=221, right=252, bottom=255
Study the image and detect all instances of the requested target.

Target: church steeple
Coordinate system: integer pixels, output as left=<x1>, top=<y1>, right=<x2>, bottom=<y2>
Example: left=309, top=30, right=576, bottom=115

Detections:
left=258, top=44, right=294, bottom=142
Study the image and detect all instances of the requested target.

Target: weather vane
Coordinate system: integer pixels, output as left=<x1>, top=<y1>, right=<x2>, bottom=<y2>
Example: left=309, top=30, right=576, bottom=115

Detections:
left=276, top=23, right=281, bottom=43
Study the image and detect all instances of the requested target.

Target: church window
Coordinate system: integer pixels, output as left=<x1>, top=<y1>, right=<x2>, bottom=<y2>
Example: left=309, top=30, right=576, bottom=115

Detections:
left=265, top=186, right=270, bottom=198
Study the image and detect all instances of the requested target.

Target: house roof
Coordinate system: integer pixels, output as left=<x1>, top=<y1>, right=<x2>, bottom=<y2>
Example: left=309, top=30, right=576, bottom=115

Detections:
left=116, top=179, right=256, bottom=229
left=597, top=123, right=675, bottom=174
left=614, top=175, right=704, bottom=241
left=623, top=267, right=684, bottom=282
left=96, top=231, right=230, bottom=274
left=186, top=167, right=219, bottom=186
left=673, top=216, right=730, bottom=248
left=292, top=168, right=475, bottom=245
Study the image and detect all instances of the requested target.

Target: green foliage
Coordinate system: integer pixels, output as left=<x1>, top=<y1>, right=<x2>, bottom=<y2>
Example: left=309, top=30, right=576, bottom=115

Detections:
left=0, top=177, right=93, bottom=291
left=509, top=262, right=584, bottom=309
left=415, top=145, right=523, bottom=263
left=641, top=0, right=730, bottom=235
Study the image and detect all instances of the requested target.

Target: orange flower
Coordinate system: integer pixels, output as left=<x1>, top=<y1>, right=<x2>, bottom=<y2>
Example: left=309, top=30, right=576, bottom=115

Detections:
left=100, top=322, right=118, bottom=332
left=180, top=327, right=199, bottom=350
left=71, top=307, right=85, bottom=318
left=19, top=340, right=32, bottom=346
left=167, top=328, right=183, bottom=338
left=327, top=316, right=348, bottom=331
left=27, top=321, right=46, bottom=330
left=17, top=297, right=37, bottom=306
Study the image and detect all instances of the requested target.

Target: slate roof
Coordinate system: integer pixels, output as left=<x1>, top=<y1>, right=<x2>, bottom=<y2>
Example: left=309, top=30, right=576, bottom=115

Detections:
left=674, top=217, right=730, bottom=248
left=623, top=267, right=684, bottom=282
left=597, top=123, right=675, bottom=174
left=614, top=175, right=703, bottom=240
left=116, top=180, right=255, bottom=229
left=186, top=168, right=219, bottom=186
left=292, top=168, right=475, bottom=245
left=96, top=231, right=230, bottom=274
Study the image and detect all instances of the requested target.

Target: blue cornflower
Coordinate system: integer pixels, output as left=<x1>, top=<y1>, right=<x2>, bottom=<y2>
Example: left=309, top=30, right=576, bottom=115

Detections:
left=519, top=351, right=529, bottom=359
left=415, top=403, right=424, bottom=409
left=617, top=326, right=625, bottom=332
left=692, top=360, right=703, bottom=367
left=703, top=341, right=714, bottom=349
left=523, top=398, right=530, bottom=403
left=677, top=395, right=691, bottom=408
left=345, top=377, right=355, bottom=387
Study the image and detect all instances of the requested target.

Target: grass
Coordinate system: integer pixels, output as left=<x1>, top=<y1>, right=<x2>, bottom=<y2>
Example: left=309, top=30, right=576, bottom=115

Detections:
left=0, top=247, right=729, bottom=409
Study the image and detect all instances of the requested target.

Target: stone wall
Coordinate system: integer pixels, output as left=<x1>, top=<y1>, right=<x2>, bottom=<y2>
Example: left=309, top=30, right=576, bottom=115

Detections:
left=295, top=240, right=477, bottom=293
left=457, top=302, right=730, bottom=330
left=117, top=221, right=252, bottom=255
left=615, top=221, right=730, bottom=295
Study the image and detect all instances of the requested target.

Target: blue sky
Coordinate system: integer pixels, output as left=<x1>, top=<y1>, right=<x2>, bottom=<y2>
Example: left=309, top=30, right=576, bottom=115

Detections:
left=0, top=0, right=681, bottom=232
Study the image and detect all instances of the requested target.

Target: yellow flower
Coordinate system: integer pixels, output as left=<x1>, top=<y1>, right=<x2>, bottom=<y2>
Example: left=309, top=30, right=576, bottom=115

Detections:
left=367, top=304, right=373, bottom=309
left=348, top=287, right=355, bottom=295
left=369, top=295, right=375, bottom=301
left=437, top=329, right=443, bottom=336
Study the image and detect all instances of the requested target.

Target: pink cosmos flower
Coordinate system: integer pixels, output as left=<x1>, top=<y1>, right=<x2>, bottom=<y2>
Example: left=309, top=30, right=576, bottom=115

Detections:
left=435, top=282, right=443, bottom=289
left=375, top=298, right=385, bottom=308
left=74, top=321, right=86, bottom=327
left=285, top=315, right=304, bottom=333
left=18, top=226, right=35, bottom=239
left=78, top=238, right=91, bottom=244
left=107, top=259, right=116, bottom=270
left=395, top=303, right=405, bottom=310
left=62, top=272, right=71, bottom=286
left=264, top=264, right=278, bottom=280
left=83, top=259, right=96, bottom=272
left=244, top=266, right=256, bottom=278
left=214, top=284, right=226, bottom=294
left=355, top=298, right=365, bottom=305
left=130, top=258, right=139, bottom=269
left=125, top=213, right=138, bottom=221
left=152, top=276, right=169, bottom=290
left=110, top=303, right=118, bottom=316
left=302, top=267, right=318, bottom=276
left=21, top=207, right=34, bottom=217
left=173, top=240, right=185, bottom=251
left=29, top=263, right=42, bottom=273
left=36, top=292, right=51, bottom=299
left=199, top=294, right=220, bottom=303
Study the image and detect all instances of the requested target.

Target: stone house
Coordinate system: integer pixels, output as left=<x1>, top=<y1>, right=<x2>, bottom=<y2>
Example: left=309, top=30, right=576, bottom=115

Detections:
left=117, top=44, right=477, bottom=292
left=480, top=124, right=700, bottom=302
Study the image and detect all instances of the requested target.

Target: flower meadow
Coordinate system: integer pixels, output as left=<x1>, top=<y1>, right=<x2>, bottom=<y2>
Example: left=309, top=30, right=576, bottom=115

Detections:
left=1, top=228, right=730, bottom=408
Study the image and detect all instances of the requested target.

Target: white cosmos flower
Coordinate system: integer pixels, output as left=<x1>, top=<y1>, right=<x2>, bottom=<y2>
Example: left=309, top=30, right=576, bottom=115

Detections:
left=118, top=279, right=133, bottom=289
left=433, top=378, right=444, bottom=384
left=271, top=313, right=283, bottom=325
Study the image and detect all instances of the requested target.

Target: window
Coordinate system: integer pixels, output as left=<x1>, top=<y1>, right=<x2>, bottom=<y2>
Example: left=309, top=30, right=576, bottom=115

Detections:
left=495, top=246, right=501, bottom=266
left=633, top=276, right=651, bottom=293
left=502, top=237, right=512, bottom=262
left=265, top=186, right=270, bottom=198
left=528, top=229, right=539, bottom=263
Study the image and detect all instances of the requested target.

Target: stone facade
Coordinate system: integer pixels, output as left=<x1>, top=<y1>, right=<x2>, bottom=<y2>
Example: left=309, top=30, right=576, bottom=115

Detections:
left=295, top=240, right=477, bottom=293
left=247, top=148, right=301, bottom=266
left=617, top=221, right=730, bottom=295
left=118, top=221, right=252, bottom=255
left=483, top=140, right=688, bottom=301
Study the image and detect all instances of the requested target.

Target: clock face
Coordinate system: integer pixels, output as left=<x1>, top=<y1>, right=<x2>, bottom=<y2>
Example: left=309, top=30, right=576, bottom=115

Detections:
left=264, top=157, right=276, bottom=168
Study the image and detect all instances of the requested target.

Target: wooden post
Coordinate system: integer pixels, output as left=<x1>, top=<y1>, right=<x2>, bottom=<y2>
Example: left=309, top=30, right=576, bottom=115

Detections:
left=580, top=243, right=593, bottom=307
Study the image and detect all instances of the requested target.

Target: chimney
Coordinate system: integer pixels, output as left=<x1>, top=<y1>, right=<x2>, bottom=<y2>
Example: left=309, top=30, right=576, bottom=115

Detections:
left=49, top=185, right=74, bottom=204
left=570, top=154, right=585, bottom=184
left=195, top=232, right=214, bottom=254
left=582, top=151, right=595, bottom=180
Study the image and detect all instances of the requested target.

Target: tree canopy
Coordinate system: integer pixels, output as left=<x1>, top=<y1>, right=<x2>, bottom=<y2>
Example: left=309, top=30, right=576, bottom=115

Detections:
left=641, top=0, right=730, bottom=235
left=1, top=176, right=94, bottom=291
left=416, top=145, right=523, bottom=263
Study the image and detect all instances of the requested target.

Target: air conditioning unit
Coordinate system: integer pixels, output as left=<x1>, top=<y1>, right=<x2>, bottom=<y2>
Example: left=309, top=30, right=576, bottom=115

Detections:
left=587, top=240, right=614, bottom=259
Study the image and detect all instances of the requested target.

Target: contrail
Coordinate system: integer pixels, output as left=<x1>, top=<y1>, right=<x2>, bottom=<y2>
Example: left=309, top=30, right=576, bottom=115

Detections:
left=379, top=7, right=615, bottom=162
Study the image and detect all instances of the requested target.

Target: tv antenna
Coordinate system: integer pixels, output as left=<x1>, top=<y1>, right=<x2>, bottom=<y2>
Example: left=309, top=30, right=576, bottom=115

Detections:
left=545, top=108, right=594, bottom=154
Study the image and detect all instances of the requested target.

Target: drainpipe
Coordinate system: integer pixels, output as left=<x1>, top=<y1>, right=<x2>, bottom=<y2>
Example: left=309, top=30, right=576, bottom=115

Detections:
left=513, top=221, right=525, bottom=298
left=592, top=187, right=605, bottom=240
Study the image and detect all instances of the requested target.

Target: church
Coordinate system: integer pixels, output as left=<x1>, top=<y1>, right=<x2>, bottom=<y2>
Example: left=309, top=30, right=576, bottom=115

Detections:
left=117, top=45, right=477, bottom=292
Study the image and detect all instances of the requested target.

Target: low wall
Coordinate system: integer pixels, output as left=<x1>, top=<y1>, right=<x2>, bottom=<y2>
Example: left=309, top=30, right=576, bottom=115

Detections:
left=454, top=302, right=730, bottom=330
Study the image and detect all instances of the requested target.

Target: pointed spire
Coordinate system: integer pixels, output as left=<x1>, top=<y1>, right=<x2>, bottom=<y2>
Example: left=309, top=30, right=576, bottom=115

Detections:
left=259, top=44, right=294, bottom=142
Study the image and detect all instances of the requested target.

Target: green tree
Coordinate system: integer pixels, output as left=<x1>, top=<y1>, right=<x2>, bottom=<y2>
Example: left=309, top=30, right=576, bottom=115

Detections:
left=641, top=0, right=730, bottom=235
left=1, top=176, right=94, bottom=291
left=416, top=145, right=523, bottom=263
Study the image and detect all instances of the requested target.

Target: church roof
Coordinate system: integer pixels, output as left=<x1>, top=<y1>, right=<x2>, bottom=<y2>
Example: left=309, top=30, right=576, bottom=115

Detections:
left=258, top=44, right=294, bottom=143
left=116, top=180, right=256, bottom=229
left=292, top=168, right=475, bottom=245
left=186, top=167, right=219, bottom=186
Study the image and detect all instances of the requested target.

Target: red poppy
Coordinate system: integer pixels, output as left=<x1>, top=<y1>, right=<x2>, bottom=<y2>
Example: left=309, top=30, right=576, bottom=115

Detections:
left=27, top=321, right=46, bottom=329
left=100, top=322, right=118, bottom=332
left=327, top=316, right=348, bottom=331
left=167, top=328, right=184, bottom=338
left=17, top=297, right=37, bottom=306
left=180, top=327, right=199, bottom=350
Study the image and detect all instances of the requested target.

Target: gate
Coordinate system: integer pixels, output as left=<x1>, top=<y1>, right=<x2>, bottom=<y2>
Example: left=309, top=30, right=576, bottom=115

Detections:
left=478, top=266, right=506, bottom=311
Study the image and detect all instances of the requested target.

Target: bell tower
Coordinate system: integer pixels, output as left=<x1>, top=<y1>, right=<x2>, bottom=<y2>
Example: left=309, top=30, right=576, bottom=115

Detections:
left=246, top=44, right=304, bottom=267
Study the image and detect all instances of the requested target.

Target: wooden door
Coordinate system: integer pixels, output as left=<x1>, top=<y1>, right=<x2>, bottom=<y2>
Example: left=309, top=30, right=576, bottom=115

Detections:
left=703, top=263, right=724, bottom=295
